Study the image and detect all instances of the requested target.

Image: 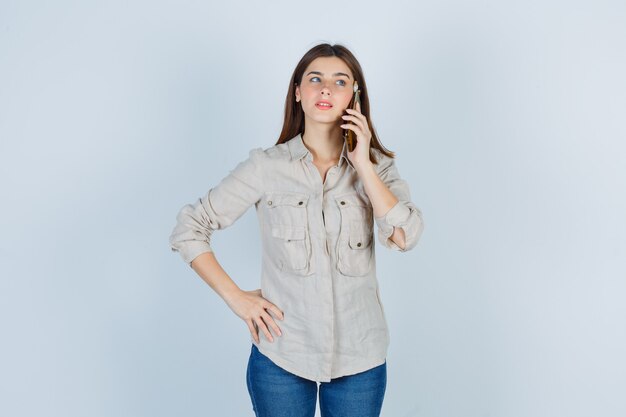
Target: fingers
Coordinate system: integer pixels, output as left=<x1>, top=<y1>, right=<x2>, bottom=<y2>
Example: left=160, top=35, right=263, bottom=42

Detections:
left=261, top=310, right=282, bottom=337
left=341, top=112, right=366, bottom=132
left=266, top=304, right=285, bottom=321
left=342, top=111, right=371, bottom=142
left=248, top=311, right=283, bottom=344
left=255, top=314, right=275, bottom=342
left=340, top=122, right=365, bottom=139
left=246, top=319, right=259, bottom=344
left=344, top=107, right=366, bottom=123
left=244, top=294, right=285, bottom=344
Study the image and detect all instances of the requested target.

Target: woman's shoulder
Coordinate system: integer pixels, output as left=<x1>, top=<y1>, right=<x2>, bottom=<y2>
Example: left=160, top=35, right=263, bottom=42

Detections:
left=246, top=141, right=291, bottom=163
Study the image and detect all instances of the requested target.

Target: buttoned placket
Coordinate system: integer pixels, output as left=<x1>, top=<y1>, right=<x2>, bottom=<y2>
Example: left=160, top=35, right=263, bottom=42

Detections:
left=301, top=150, right=346, bottom=379
left=303, top=155, right=345, bottom=258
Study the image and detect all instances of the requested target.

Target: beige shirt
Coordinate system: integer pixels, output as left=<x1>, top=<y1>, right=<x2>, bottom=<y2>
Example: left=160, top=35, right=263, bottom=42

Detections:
left=169, top=133, right=424, bottom=382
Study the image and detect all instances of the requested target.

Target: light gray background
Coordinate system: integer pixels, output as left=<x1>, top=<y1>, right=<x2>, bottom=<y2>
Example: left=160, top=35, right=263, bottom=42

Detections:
left=1, top=1, right=624, bottom=416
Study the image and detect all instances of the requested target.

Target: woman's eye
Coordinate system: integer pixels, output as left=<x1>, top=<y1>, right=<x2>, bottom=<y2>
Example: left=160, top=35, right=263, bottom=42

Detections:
left=309, top=77, right=346, bottom=86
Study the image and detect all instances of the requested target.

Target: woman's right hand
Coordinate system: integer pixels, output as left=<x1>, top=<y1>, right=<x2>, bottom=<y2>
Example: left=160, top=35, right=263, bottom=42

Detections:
left=225, top=289, right=284, bottom=343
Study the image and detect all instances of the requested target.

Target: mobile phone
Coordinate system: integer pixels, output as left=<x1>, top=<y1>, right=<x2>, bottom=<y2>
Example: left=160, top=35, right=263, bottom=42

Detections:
left=342, top=80, right=361, bottom=152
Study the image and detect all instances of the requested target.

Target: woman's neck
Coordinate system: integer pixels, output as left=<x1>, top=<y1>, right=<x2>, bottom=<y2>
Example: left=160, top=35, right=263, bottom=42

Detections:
left=302, top=124, right=344, bottom=164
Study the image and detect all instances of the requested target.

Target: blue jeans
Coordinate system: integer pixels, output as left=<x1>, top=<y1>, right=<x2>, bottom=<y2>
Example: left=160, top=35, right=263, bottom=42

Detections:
left=246, top=344, right=387, bottom=417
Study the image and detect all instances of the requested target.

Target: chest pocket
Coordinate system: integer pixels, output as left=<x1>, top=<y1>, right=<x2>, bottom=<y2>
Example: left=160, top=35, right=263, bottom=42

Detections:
left=334, top=191, right=374, bottom=277
left=265, top=191, right=314, bottom=276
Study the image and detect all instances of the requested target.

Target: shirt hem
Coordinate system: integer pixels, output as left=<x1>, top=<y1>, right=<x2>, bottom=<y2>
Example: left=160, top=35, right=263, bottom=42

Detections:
left=253, top=341, right=387, bottom=383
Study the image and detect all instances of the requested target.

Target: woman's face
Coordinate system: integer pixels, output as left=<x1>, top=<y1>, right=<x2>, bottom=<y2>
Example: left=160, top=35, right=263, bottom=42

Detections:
left=295, top=56, right=355, bottom=127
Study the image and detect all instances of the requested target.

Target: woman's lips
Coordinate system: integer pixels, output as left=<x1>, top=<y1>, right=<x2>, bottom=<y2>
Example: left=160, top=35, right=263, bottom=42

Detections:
left=315, top=103, right=333, bottom=110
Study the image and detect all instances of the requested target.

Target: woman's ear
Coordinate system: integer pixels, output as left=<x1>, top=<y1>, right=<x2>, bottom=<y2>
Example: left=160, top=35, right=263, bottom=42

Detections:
left=295, top=84, right=300, bottom=102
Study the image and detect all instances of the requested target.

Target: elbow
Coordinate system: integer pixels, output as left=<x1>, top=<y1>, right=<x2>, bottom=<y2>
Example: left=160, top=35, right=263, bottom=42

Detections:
left=169, top=216, right=215, bottom=265
left=376, top=206, right=424, bottom=252
left=389, top=226, right=407, bottom=251
left=398, top=210, right=424, bottom=252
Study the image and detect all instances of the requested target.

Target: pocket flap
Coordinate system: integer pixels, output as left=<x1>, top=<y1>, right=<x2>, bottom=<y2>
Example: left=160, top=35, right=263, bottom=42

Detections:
left=266, top=191, right=310, bottom=207
left=348, top=227, right=372, bottom=249
left=334, top=192, right=371, bottom=208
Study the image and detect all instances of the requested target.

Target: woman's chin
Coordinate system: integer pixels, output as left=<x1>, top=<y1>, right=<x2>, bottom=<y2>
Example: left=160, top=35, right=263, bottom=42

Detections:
left=306, top=113, right=342, bottom=125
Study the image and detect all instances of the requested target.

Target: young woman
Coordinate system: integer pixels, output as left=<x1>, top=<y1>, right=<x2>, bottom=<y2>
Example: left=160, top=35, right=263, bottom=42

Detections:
left=169, top=43, right=424, bottom=417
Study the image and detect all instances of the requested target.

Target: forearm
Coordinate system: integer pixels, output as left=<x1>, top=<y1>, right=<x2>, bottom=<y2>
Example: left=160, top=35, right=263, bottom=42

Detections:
left=190, top=252, right=242, bottom=304
left=356, top=162, right=406, bottom=250
left=357, top=162, right=397, bottom=217
left=388, top=225, right=406, bottom=249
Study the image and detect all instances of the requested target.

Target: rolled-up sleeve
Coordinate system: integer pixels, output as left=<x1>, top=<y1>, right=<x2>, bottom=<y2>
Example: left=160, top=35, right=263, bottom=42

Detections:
left=374, top=155, right=424, bottom=252
left=169, top=147, right=265, bottom=266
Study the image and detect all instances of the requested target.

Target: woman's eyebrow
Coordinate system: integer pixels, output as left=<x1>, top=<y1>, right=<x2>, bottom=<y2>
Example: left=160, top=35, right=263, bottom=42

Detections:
left=305, top=71, right=351, bottom=79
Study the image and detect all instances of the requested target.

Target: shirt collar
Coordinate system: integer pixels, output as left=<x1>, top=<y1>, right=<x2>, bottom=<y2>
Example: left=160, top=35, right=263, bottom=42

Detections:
left=288, top=133, right=354, bottom=170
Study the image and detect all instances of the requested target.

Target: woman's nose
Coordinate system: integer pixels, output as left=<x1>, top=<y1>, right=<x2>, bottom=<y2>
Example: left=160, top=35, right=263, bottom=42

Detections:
left=320, top=83, right=332, bottom=95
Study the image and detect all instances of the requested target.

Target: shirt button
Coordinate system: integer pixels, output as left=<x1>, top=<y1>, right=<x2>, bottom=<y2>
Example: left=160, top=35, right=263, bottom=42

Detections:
left=268, top=201, right=273, bottom=205
left=357, top=242, right=362, bottom=247
left=340, top=201, right=346, bottom=205
left=298, top=201, right=303, bottom=205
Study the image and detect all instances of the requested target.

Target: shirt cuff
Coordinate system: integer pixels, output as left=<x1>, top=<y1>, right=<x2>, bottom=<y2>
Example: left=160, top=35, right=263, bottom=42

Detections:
left=171, top=241, right=214, bottom=267
left=374, top=201, right=411, bottom=240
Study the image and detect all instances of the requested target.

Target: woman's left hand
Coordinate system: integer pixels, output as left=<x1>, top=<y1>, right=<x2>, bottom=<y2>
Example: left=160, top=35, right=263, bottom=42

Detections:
left=340, top=100, right=372, bottom=170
